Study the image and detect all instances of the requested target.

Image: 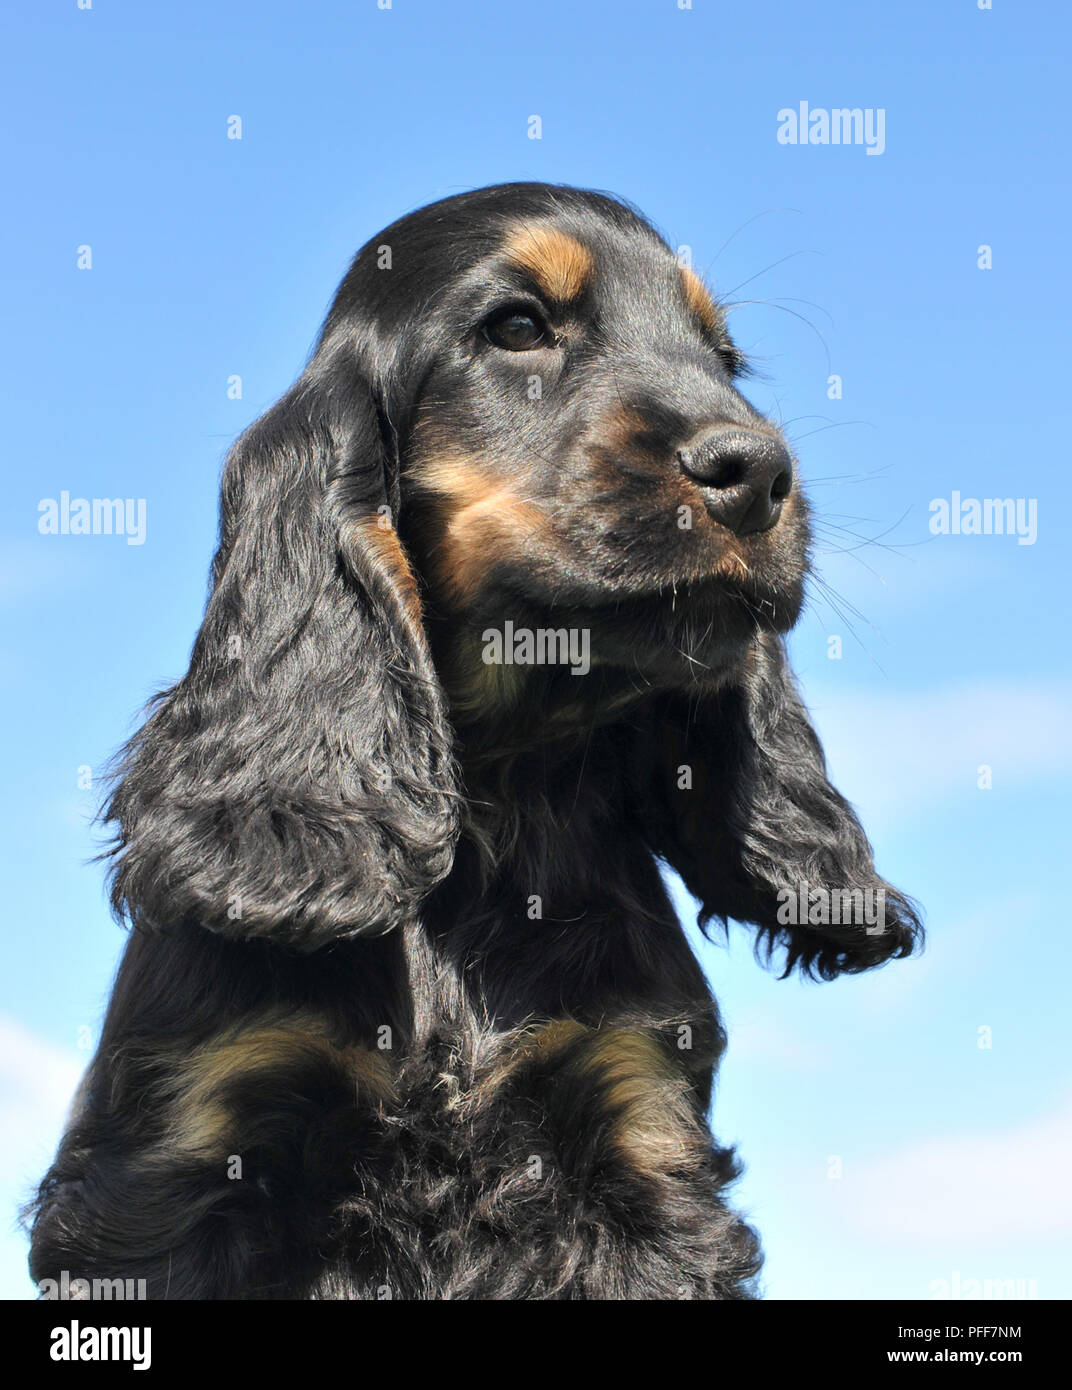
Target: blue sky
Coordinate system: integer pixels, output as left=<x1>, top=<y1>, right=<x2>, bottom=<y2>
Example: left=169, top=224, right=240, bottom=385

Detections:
left=2, top=0, right=1069, bottom=1299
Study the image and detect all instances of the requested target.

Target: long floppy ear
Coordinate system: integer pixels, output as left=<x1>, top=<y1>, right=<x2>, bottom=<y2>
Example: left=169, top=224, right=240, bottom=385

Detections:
left=105, top=364, right=460, bottom=950
left=641, top=631, right=921, bottom=980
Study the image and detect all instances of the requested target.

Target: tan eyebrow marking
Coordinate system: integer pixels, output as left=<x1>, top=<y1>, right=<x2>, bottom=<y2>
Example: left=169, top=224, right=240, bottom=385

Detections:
left=502, top=224, right=595, bottom=302
left=680, top=265, right=719, bottom=333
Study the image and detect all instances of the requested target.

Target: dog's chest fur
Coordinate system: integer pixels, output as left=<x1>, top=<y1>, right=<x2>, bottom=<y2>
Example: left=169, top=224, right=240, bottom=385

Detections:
left=301, top=896, right=759, bottom=1300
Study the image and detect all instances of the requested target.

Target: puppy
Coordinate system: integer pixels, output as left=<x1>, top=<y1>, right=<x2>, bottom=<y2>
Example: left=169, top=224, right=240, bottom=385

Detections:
left=29, top=183, right=919, bottom=1299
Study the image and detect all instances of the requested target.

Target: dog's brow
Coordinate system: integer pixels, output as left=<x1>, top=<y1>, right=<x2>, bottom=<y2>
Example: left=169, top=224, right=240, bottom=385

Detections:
left=501, top=224, right=594, bottom=303
left=679, top=265, right=720, bottom=333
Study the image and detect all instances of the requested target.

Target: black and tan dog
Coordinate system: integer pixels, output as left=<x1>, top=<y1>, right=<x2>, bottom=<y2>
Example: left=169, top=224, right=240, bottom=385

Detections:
left=29, top=183, right=920, bottom=1299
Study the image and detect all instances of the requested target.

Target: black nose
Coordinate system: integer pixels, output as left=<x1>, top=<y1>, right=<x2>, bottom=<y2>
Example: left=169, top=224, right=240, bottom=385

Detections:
left=676, top=426, right=793, bottom=536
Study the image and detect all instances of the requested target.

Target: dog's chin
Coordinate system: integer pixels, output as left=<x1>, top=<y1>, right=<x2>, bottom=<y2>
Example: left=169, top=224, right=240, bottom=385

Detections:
left=615, top=561, right=800, bottom=628
left=580, top=581, right=792, bottom=691
left=501, top=570, right=803, bottom=696
left=432, top=565, right=806, bottom=724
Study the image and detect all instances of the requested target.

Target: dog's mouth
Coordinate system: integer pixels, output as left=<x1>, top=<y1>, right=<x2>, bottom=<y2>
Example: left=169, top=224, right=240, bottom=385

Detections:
left=460, top=573, right=798, bottom=688
left=586, top=574, right=802, bottom=676
left=687, top=564, right=806, bottom=628
left=507, top=555, right=806, bottom=630
left=424, top=557, right=809, bottom=736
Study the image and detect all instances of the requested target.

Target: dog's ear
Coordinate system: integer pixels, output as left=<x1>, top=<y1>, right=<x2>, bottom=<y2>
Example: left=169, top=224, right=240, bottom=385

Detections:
left=639, top=631, right=921, bottom=979
left=105, top=363, right=460, bottom=950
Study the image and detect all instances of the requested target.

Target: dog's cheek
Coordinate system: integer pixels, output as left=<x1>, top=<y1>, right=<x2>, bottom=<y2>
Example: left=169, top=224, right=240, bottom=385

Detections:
left=405, top=452, right=551, bottom=610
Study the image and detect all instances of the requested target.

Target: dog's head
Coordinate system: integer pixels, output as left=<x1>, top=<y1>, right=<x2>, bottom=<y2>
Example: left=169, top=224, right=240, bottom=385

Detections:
left=330, top=184, right=809, bottom=703
left=106, top=182, right=919, bottom=974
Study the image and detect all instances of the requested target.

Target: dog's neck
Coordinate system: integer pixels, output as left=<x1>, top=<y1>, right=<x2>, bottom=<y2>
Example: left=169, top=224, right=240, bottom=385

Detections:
left=411, top=648, right=702, bottom=1030
left=413, top=614, right=745, bottom=1032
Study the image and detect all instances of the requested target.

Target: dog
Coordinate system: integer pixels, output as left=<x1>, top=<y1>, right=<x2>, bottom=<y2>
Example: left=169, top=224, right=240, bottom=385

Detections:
left=28, top=182, right=920, bottom=1299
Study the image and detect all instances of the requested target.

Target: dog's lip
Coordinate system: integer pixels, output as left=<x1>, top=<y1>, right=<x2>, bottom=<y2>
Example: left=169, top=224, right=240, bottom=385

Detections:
left=492, top=574, right=799, bottom=620
left=640, top=569, right=807, bottom=635
left=495, top=574, right=803, bottom=640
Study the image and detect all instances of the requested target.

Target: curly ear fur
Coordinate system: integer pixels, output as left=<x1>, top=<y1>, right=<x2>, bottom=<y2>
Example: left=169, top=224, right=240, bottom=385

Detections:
left=105, top=361, right=460, bottom=950
left=645, top=632, right=922, bottom=980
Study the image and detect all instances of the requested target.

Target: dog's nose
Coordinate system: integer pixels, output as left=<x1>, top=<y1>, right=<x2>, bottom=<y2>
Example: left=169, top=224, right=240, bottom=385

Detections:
left=676, top=426, right=793, bottom=536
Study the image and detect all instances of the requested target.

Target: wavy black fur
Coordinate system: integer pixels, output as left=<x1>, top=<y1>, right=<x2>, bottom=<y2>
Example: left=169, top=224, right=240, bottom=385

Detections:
left=27, top=183, right=920, bottom=1299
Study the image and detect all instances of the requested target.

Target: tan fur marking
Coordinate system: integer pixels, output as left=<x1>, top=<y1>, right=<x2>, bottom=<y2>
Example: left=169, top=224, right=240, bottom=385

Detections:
left=413, top=455, right=548, bottom=607
left=344, top=513, right=422, bottom=626
left=471, top=1020, right=702, bottom=1177
left=680, top=265, right=719, bottom=333
left=526, top=1018, right=590, bottom=1056
left=469, top=1018, right=589, bottom=1103
left=168, top=1014, right=395, bottom=1158
left=583, top=1029, right=704, bottom=1176
left=503, top=224, right=594, bottom=302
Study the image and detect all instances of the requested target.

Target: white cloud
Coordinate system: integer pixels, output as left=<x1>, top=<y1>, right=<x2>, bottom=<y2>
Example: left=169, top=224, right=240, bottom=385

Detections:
left=844, top=1098, right=1072, bottom=1243
left=803, top=679, right=1072, bottom=825
left=0, top=1016, right=85, bottom=1194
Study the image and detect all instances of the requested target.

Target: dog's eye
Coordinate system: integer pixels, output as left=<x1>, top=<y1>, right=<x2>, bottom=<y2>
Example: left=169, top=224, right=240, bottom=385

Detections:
left=483, top=308, right=551, bottom=351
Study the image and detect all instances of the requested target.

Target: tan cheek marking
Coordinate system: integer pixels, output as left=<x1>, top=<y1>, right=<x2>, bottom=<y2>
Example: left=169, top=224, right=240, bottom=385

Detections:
left=415, top=456, right=548, bottom=607
left=167, top=1015, right=396, bottom=1158
left=503, top=224, right=594, bottom=302
left=601, top=405, right=653, bottom=453
left=680, top=265, right=719, bottom=333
